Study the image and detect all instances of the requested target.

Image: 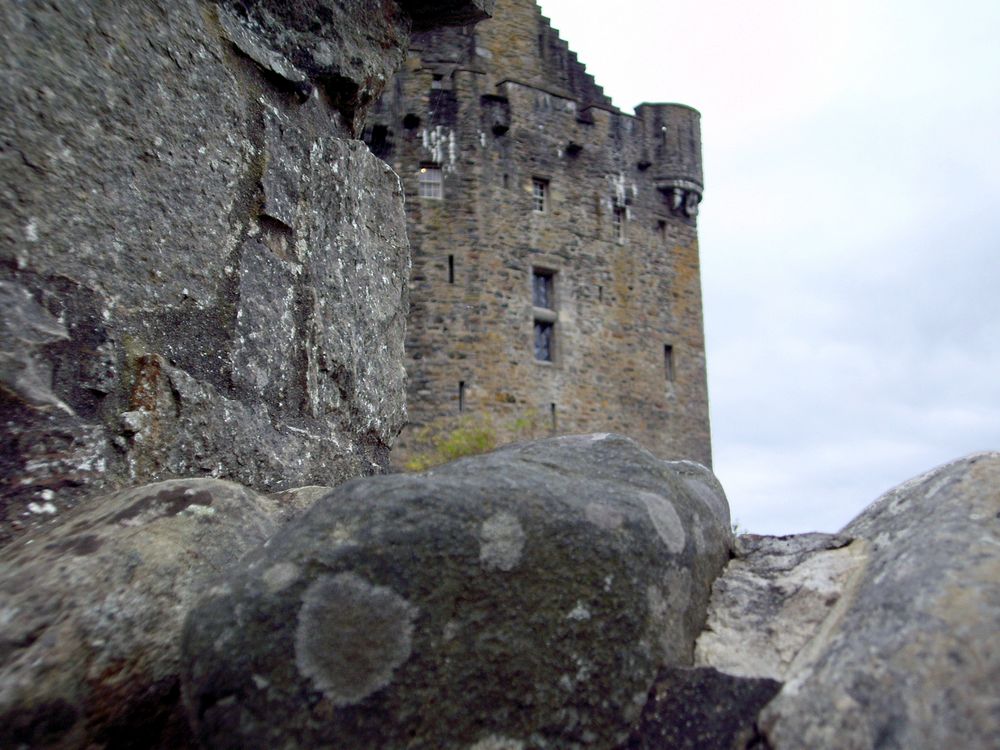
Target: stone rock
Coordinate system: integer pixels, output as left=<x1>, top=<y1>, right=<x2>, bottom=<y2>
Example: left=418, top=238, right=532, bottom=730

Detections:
left=0, top=0, right=493, bottom=547
left=181, top=434, right=733, bottom=749
left=0, top=478, right=310, bottom=749
left=757, top=452, right=1000, bottom=749
left=694, top=532, right=866, bottom=681
left=617, top=666, right=781, bottom=750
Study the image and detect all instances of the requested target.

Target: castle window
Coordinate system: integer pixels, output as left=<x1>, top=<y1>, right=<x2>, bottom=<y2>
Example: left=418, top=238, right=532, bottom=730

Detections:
left=532, top=178, right=548, bottom=212
left=448, top=254, right=455, bottom=284
left=657, top=219, right=667, bottom=242
left=535, top=321, right=554, bottom=362
left=459, top=380, right=465, bottom=412
left=532, top=268, right=557, bottom=362
left=664, top=344, right=675, bottom=383
left=612, top=201, right=627, bottom=243
left=533, top=269, right=554, bottom=309
left=431, top=74, right=444, bottom=90
left=418, top=164, right=443, bottom=199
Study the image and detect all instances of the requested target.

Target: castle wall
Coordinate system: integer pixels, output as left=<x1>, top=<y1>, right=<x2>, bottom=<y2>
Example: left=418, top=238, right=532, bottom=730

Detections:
left=369, top=0, right=712, bottom=467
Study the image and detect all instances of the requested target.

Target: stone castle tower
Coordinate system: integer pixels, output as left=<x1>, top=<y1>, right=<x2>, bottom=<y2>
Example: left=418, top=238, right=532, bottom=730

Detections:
left=366, top=0, right=711, bottom=467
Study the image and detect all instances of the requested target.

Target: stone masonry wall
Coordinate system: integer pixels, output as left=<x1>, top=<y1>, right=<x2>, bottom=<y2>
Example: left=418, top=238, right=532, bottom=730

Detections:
left=0, top=0, right=493, bottom=547
left=367, top=0, right=712, bottom=467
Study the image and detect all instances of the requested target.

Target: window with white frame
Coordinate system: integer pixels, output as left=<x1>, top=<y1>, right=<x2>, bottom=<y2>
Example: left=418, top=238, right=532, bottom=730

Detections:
left=532, top=178, right=548, bottom=212
left=418, top=164, right=443, bottom=199
left=612, top=200, right=626, bottom=243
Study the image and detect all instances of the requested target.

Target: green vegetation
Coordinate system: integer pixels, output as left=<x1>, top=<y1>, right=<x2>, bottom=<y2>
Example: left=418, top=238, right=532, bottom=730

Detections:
left=404, top=410, right=546, bottom=472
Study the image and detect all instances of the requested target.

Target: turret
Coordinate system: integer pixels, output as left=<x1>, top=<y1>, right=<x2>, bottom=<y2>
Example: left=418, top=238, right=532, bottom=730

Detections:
left=636, top=103, right=703, bottom=219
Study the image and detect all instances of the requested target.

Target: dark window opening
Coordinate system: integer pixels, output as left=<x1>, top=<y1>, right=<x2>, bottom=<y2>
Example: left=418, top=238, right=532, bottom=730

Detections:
left=550, top=403, right=557, bottom=432
left=459, top=380, right=465, bottom=412
left=664, top=344, right=675, bottom=383
left=533, top=268, right=557, bottom=362
left=534, top=320, right=554, bottom=362
left=657, top=219, right=667, bottom=241
left=533, top=269, right=554, bottom=309
left=431, top=74, right=444, bottom=90
left=403, top=113, right=421, bottom=129
left=598, top=285, right=603, bottom=302
left=448, top=255, right=455, bottom=284
left=503, top=173, right=510, bottom=189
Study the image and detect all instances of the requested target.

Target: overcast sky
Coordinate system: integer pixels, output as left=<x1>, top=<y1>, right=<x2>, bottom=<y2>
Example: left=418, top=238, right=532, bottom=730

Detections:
left=537, top=0, right=1000, bottom=534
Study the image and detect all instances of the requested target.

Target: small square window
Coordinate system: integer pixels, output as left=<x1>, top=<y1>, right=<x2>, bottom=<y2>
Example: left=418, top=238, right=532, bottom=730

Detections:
left=532, top=178, right=548, bottom=212
left=418, top=164, right=443, bottom=199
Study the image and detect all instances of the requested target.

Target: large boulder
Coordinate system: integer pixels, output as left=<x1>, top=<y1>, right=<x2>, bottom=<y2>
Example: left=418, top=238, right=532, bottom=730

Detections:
left=181, top=434, right=733, bottom=749
left=692, top=452, right=1000, bottom=750
left=0, top=478, right=313, bottom=749
left=756, top=451, right=1000, bottom=749
left=0, top=0, right=492, bottom=548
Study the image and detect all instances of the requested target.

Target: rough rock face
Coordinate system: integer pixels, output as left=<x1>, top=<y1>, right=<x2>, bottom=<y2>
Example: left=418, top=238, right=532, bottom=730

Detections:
left=758, top=452, right=1000, bottom=749
left=0, top=0, right=493, bottom=547
left=694, top=452, right=1000, bottom=750
left=618, top=666, right=780, bottom=750
left=0, top=478, right=311, bottom=749
left=694, top=532, right=866, bottom=681
left=181, top=434, right=733, bottom=750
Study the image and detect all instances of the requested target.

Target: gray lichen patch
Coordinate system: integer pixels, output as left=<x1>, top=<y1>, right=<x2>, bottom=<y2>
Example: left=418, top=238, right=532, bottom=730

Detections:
left=585, top=501, right=624, bottom=531
left=640, top=492, right=686, bottom=554
left=262, top=562, right=300, bottom=593
left=294, top=573, right=417, bottom=706
left=479, top=511, right=526, bottom=571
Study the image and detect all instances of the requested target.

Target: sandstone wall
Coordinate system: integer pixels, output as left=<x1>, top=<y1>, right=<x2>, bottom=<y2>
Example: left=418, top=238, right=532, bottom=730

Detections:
left=0, top=0, right=493, bottom=547
left=367, top=0, right=712, bottom=468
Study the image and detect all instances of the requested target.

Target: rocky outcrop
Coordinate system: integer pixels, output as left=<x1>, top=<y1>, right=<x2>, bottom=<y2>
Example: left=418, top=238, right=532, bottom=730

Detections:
left=695, top=451, right=1000, bottom=749
left=0, top=478, right=312, bottom=749
left=694, top=532, right=866, bottom=681
left=180, top=434, right=733, bottom=749
left=0, top=0, right=493, bottom=547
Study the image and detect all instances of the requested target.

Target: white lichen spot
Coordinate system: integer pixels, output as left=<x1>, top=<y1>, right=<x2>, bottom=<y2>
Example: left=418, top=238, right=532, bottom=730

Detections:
left=180, top=504, right=215, bottom=518
left=24, top=218, right=39, bottom=242
left=251, top=674, right=270, bottom=690
left=262, top=562, right=300, bottom=593
left=566, top=602, right=591, bottom=621
left=295, top=573, right=417, bottom=706
left=640, top=492, right=686, bottom=554
left=585, top=502, right=623, bottom=531
left=40, top=489, right=55, bottom=502
left=27, top=502, right=57, bottom=515
left=479, top=511, right=526, bottom=572
left=604, top=574, right=614, bottom=592
left=468, top=736, right=525, bottom=750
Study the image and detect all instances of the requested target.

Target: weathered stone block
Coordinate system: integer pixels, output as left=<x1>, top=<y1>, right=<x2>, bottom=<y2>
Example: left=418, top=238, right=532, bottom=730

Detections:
left=0, top=478, right=307, bottom=749
left=181, top=434, right=733, bottom=749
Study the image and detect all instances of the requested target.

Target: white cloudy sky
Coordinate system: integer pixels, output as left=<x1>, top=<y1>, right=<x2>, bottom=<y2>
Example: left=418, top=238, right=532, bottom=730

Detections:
left=537, top=0, right=1000, bottom=534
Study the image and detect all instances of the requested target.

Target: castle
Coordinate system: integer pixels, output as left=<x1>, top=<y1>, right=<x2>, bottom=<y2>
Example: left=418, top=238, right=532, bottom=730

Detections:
left=366, top=0, right=712, bottom=467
